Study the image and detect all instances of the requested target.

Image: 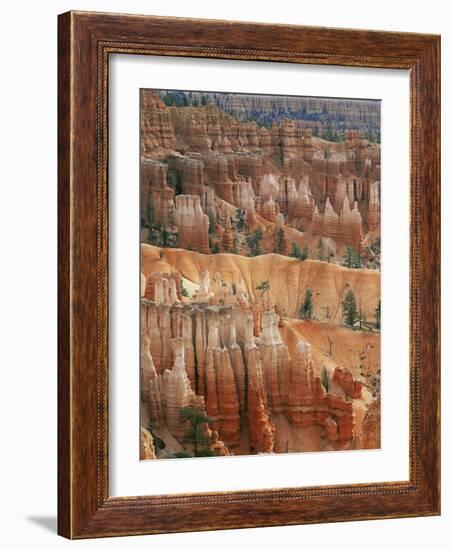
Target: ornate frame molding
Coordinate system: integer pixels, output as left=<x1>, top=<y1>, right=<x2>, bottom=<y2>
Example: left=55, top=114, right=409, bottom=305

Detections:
left=58, top=11, right=440, bottom=538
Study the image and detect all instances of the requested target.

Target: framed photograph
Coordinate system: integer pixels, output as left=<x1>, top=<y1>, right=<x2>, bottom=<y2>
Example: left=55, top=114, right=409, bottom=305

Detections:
left=58, top=11, right=440, bottom=538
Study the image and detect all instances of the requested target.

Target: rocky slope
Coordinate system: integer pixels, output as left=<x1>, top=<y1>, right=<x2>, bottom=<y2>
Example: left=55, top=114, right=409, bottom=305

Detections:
left=141, top=244, right=380, bottom=323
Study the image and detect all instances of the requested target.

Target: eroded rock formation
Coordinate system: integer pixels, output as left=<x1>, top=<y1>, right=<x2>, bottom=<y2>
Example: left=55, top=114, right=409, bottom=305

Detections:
left=175, top=195, right=210, bottom=254
left=140, top=90, right=380, bottom=264
left=141, top=92, right=176, bottom=154
left=139, top=90, right=381, bottom=459
left=140, top=427, right=157, bottom=460
left=310, top=197, right=364, bottom=249
left=140, top=264, right=376, bottom=457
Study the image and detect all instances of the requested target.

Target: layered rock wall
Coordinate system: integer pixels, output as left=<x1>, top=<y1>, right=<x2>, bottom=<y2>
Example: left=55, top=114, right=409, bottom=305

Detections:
left=141, top=92, right=176, bottom=154
left=310, top=197, right=364, bottom=248
left=175, top=195, right=210, bottom=254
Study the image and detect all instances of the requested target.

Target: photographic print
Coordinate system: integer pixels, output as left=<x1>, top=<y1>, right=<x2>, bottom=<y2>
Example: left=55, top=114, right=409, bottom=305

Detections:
left=139, top=89, right=381, bottom=460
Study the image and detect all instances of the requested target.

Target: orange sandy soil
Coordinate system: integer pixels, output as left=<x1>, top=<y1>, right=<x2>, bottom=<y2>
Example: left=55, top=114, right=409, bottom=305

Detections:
left=141, top=243, right=380, bottom=323
left=281, top=319, right=380, bottom=381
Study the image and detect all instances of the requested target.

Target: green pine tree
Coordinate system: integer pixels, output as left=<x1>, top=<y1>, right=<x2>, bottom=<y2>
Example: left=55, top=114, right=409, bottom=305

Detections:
left=317, top=238, right=326, bottom=261
left=256, top=280, right=270, bottom=297
left=342, top=289, right=358, bottom=328
left=299, top=288, right=313, bottom=320
left=375, top=300, right=381, bottom=329
left=180, top=279, right=189, bottom=298
left=146, top=422, right=166, bottom=451
left=343, top=245, right=361, bottom=269
left=232, top=236, right=239, bottom=255
left=246, top=229, right=263, bottom=256
left=290, top=242, right=309, bottom=260
left=180, top=407, right=215, bottom=458
left=277, top=227, right=285, bottom=254
left=233, top=208, right=247, bottom=232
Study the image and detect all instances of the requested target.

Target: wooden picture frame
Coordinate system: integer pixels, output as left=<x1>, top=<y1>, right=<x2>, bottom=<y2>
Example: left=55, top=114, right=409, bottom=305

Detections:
left=58, top=10, right=440, bottom=538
